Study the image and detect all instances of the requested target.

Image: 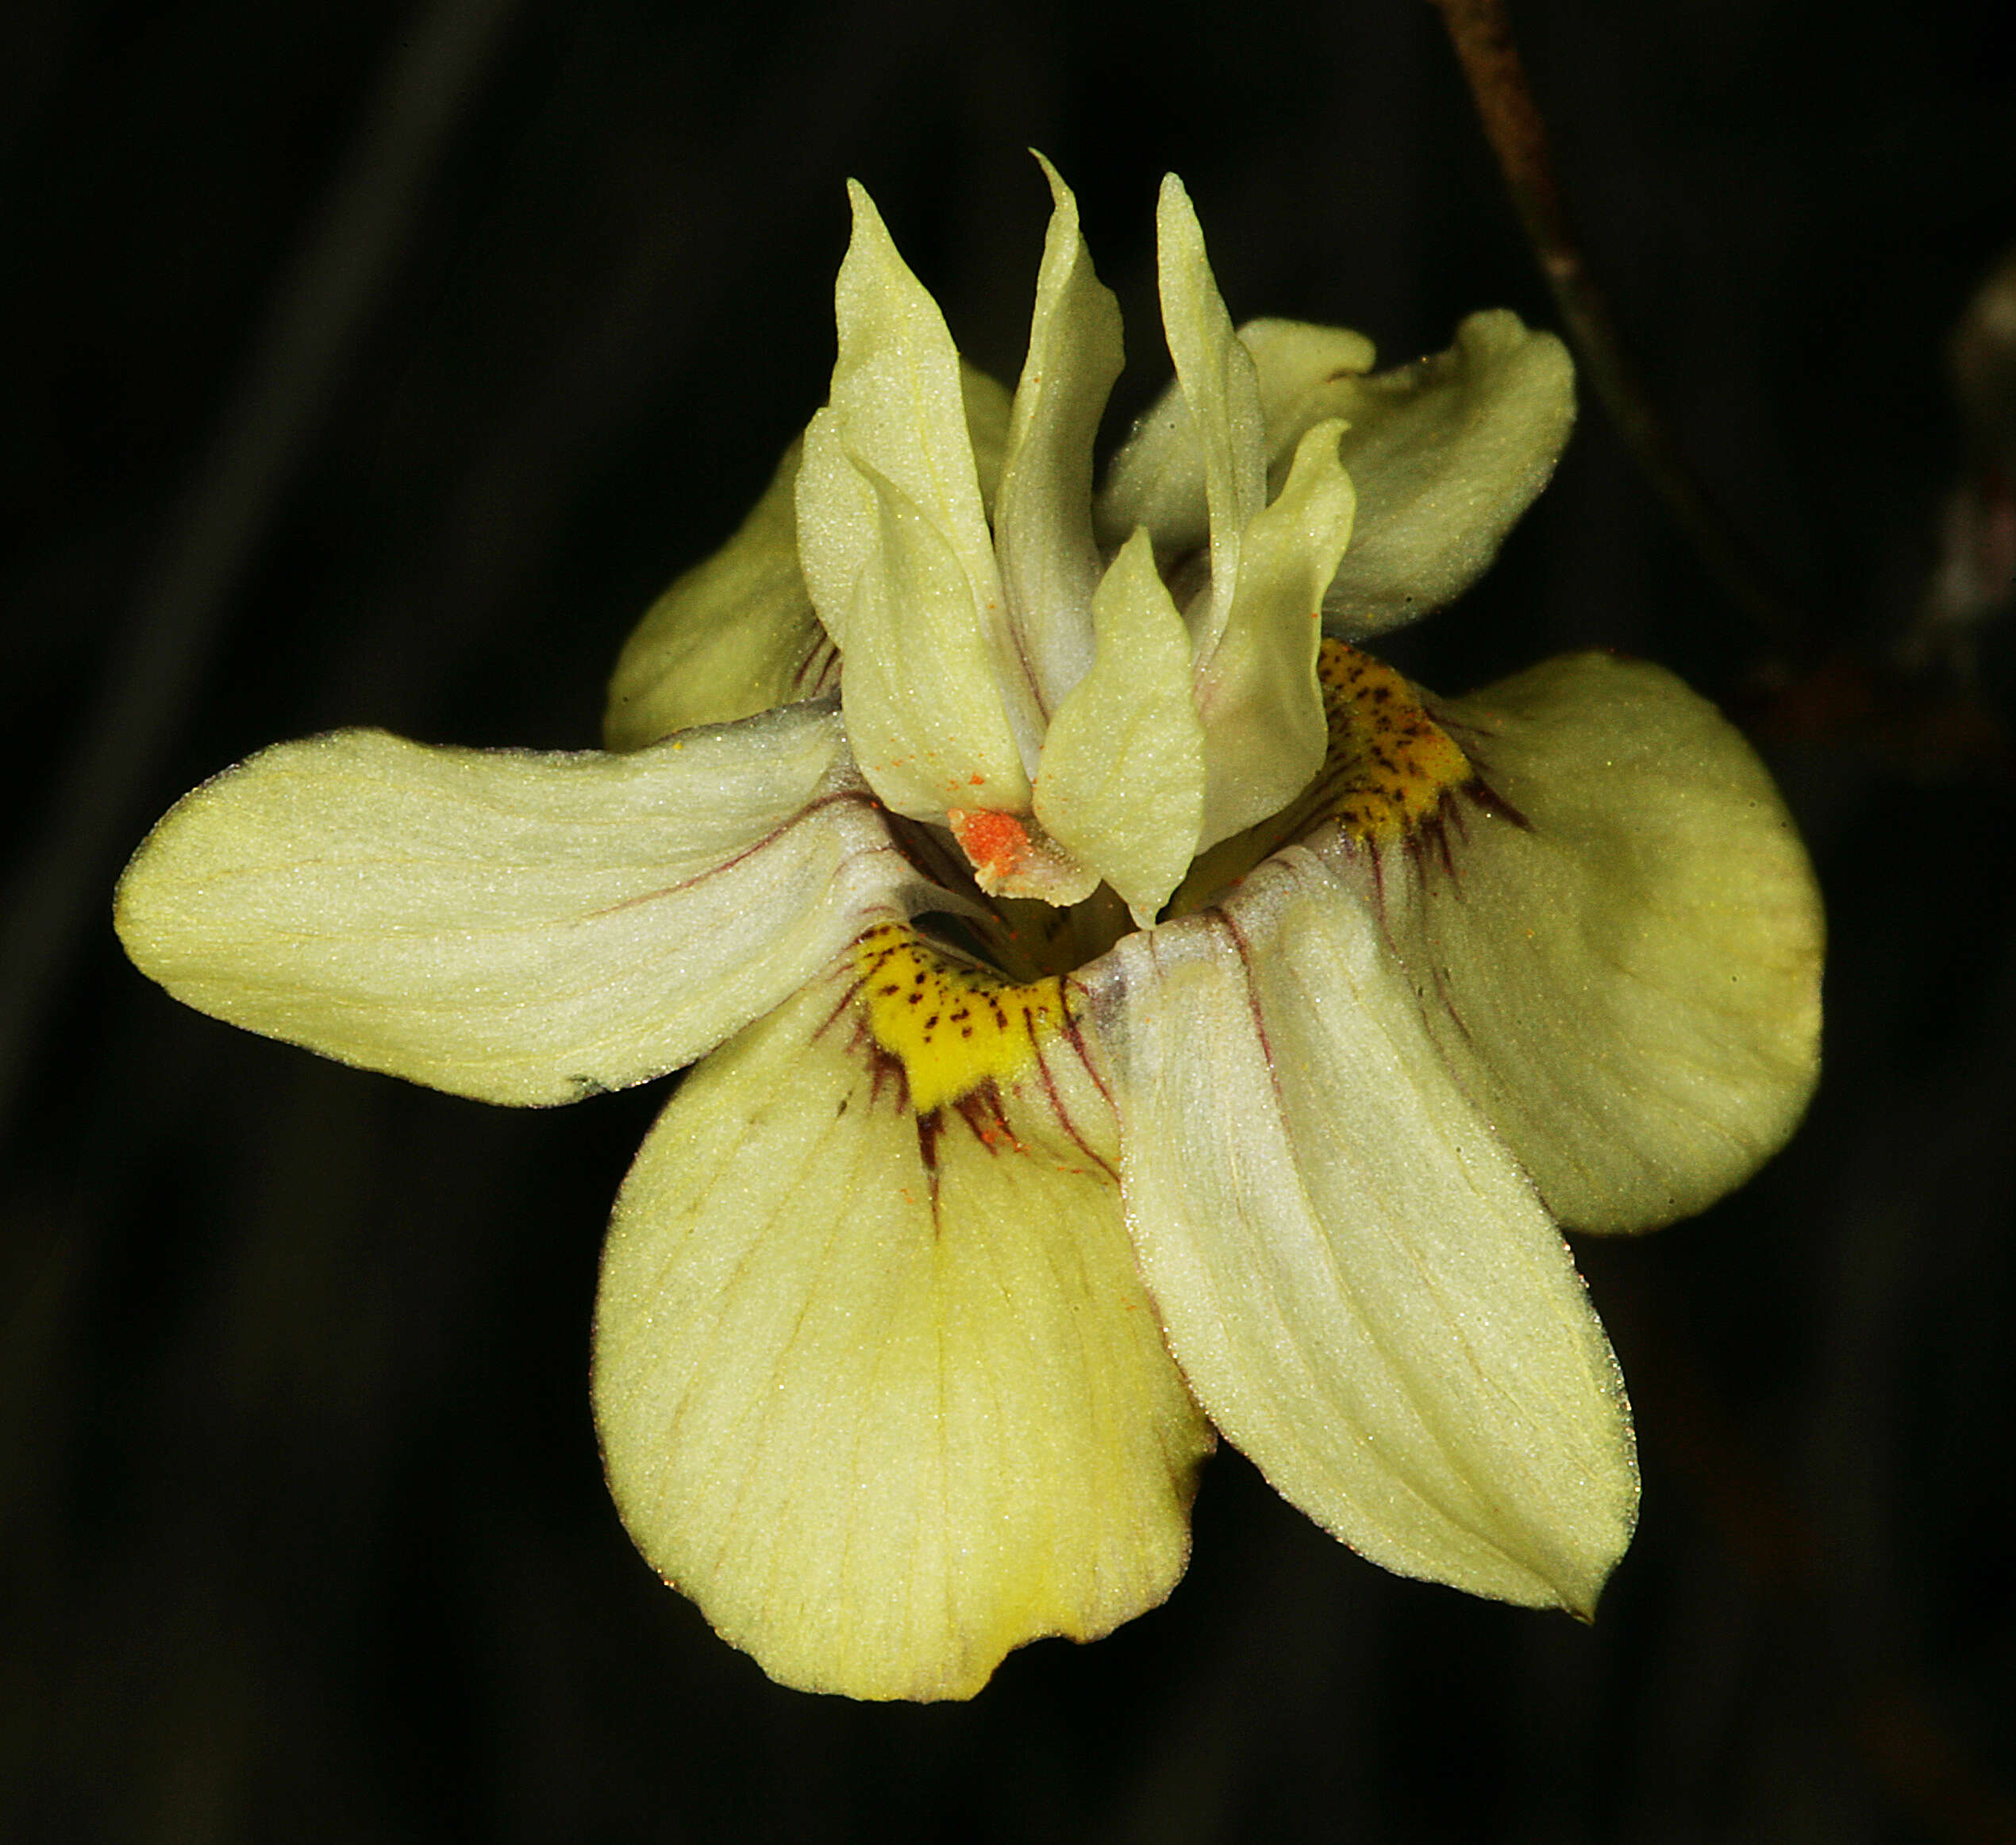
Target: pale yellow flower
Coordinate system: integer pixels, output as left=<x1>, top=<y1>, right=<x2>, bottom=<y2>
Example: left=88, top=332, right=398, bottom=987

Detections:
left=116, top=160, right=1822, bottom=1702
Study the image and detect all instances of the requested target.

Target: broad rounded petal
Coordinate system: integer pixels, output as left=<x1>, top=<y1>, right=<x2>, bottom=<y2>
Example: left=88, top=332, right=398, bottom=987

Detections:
left=1318, top=653, right=1824, bottom=1233
left=838, top=460, right=1034, bottom=819
left=1091, top=855, right=1638, bottom=1614
left=1100, top=306, right=1562, bottom=640
left=1191, top=419, right=1354, bottom=849
left=1322, top=310, right=1575, bottom=637
left=995, top=154, right=1125, bottom=717
left=1033, top=529, right=1206, bottom=924
left=114, top=704, right=918, bottom=1106
left=1238, top=317, right=1379, bottom=473
left=603, top=438, right=834, bottom=750
left=1147, top=174, right=1266, bottom=657
left=594, top=942, right=1211, bottom=1701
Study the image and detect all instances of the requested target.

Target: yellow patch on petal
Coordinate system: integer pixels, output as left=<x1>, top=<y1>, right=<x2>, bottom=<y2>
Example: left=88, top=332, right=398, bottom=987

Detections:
left=853, top=920, right=1070, bottom=1116
left=1168, top=641, right=1472, bottom=916
left=1300, top=640, right=1472, bottom=845
left=1324, top=651, right=1825, bottom=1234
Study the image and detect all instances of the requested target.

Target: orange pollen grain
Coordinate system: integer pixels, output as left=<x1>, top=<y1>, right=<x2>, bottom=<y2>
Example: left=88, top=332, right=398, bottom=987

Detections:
left=948, top=808, right=1030, bottom=880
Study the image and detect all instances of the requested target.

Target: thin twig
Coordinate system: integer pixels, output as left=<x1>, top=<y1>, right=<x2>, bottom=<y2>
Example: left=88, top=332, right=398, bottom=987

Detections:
left=1429, top=0, right=1811, bottom=658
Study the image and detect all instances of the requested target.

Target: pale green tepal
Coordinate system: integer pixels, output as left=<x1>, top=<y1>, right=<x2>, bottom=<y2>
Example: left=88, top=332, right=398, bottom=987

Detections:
left=115, top=160, right=1824, bottom=1701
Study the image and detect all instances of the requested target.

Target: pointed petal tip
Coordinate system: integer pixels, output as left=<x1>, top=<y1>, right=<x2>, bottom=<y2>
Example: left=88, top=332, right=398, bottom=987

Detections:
left=1525, top=1468, right=1635, bottom=1623
left=1155, top=172, right=1198, bottom=237
left=841, top=178, right=897, bottom=254
left=1554, top=1559, right=1612, bottom=1626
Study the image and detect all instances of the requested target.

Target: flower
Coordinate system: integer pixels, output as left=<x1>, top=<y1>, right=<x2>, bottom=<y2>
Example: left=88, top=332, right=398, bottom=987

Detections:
left=114, top=160, right=1823, bottom=1702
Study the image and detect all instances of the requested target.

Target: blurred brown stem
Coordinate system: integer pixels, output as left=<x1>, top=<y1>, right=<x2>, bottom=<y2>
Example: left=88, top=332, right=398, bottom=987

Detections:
left=1430, top=0, right=1810, bottom=660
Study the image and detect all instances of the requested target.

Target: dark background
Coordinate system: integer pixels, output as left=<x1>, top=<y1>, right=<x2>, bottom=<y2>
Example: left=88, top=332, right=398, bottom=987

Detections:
left=5, top=1, right=2014, bottom=1839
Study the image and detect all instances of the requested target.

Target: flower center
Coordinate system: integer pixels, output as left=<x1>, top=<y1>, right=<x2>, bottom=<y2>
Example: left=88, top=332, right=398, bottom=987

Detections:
left=852, top=921, right=1071, bottom=1115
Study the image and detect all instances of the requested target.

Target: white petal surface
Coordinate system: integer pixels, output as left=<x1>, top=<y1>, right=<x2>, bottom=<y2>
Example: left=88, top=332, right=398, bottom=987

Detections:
left=594, top=956, right=1211, bottom=1701
left=1094, top=854, right=1638, bottom=1613
left=1191, top=420, right=1354, bottom=849
left=603, top=438, right=833, bottom=750
left=115, top=704, right=916, bottom=1105
left=1322, top=311, right=1574, bottom=637
left=1033, top=529, right=1206, bottom=924
left=1321, top=653, right=1824, bottom=1232
left=995, top=155, right=1125, bottom=717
